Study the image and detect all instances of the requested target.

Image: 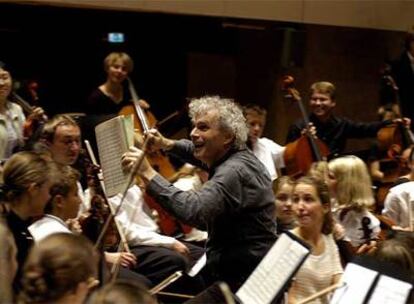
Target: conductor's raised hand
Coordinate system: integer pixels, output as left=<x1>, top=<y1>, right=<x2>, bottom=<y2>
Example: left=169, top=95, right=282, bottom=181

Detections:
left=121, top=146, right=157, bottom=184
left=145, top=129, right=175, bottom=152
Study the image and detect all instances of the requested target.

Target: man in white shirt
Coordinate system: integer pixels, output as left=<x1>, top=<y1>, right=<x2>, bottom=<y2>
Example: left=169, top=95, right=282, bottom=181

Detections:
left=382, top=181, right=414, bottom=229
left=243, top=104, right=285, bottom=180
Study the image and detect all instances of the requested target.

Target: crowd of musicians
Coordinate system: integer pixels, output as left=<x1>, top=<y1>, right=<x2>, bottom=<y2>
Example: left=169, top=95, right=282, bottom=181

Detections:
left=1, top=32, right=414, bottom=304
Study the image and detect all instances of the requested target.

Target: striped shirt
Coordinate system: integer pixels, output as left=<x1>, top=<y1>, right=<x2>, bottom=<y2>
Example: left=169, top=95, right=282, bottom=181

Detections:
left=289, top=234, right=343, bottom=304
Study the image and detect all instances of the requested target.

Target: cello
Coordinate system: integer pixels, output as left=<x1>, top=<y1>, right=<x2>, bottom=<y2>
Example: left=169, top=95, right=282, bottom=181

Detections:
left=374, top=73, right=414, bottom=211
left=282, top=76, right=330, bottom=178
left=119, top=78, right=192, bottom=236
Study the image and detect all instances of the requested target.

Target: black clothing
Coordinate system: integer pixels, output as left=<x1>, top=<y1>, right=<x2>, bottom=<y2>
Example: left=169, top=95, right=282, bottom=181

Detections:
left=82, top=87, right=131, bottom=156
left=147, top=139, right=277, bottom=290
left=286, top=113, right=391, bottom=157
left=393, top=52, right=414, bottom=124
left=85, top=86, right=131, bottom=115
left=5, top=210, right=33, bottom=291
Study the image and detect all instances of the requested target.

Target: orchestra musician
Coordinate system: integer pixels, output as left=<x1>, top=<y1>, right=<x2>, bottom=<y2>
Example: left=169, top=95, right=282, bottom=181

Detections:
left=27, top=163, right=152, bottom=287
left=84, top=52, right=149, bottom=154
left=0, top=61, right=45, bottom=161
left=382, top=148, right=414, bottom=230
left=0, top=152, right=54, bottom=292
left=243, top=103, right=285, bottom=180
left=86, top=52, right=148, bottom=115
left=328, top=156, right=380, bottom=248
left=19, top=233, right=99, bottom=304
left=285, top=81, right=410, bottom=158
left=0, top=217, right=17, bottom=303
left=368, top=105, right=400, bottom=183
left=272, top=176, right=296, bottom=235
left=288, top=176, right=343, bottom=304
left=122, top=96, right=277, bottom=290
left=28, top=165, right=83, bottom=242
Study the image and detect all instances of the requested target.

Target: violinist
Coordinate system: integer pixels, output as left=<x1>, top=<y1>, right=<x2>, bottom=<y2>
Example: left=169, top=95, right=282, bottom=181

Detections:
left=42, top=114, right=199, bottom=288
left=285, top=81, right=409, bottom=158
left=243, top=104, right=285, bottom=180
left=28, top=165, right=83, bottom=241
left=122, top=96, right=277, bottom=290
left=328, top=156, right=380, bottom=248
left=0, top=61, right=45, bottom=161
left=26, top=163, right=152, bottom=287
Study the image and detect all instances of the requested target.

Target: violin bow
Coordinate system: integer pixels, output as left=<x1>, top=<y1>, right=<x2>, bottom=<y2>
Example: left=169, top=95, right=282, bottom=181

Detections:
left=84, top=140, right=131, bottom=255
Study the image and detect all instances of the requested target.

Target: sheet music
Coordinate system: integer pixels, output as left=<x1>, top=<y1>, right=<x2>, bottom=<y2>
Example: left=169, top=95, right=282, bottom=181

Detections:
left=330, top=263, right=378, bottom=304
left=367, top=275, right=412, bottom=304
left=236, top=233, right=309, bottom=304
left=95, top=115, right=134, bottom=197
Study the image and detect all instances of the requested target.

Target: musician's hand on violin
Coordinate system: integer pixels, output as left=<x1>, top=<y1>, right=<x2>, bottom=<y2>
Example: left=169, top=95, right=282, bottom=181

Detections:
left=133, top=132, right=145, bottom=149
left=27, top=106, right=47, bottom=122
left=104, top=252, right=137, bottom=268
left=122, top=146, right=157, bottom=183
left=172, top=240, right=190, bottom=256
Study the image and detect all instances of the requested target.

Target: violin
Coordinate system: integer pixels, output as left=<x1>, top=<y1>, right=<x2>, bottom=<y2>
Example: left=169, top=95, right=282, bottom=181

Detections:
left=282, top=76, right=330, bottom=178
left=78, top=149, right=118, bottom=250
left=10, top=91, right=47, bottom=151
left=119, top=78, right=192, bottom=236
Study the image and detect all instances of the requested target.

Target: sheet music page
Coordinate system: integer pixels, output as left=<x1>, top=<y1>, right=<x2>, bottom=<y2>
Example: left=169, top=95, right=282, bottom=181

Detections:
left=330, top=263, right=378, bottom=304
left=367, top=275, right=412, bottom=304
left=236, top=233, right=309, bottom=304
left=122, top=114, right=134, bottom=147
left=95, top=115, right=132, bottom=197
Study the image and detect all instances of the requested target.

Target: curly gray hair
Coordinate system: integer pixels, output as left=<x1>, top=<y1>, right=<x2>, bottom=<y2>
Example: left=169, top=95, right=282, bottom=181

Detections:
left=188, top=96, right=248, bottom=149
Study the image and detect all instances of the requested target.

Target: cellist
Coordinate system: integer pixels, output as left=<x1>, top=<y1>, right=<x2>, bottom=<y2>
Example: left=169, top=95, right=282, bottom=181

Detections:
left=86, top=52, right=150, bottom=115
left=84, top=52, right=149, bottom=154
left=286, top=81, right=410, bottom=159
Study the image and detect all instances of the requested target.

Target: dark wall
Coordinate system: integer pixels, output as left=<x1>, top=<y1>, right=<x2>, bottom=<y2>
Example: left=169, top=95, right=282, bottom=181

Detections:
left=0, top=3, right=406, bottom=152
